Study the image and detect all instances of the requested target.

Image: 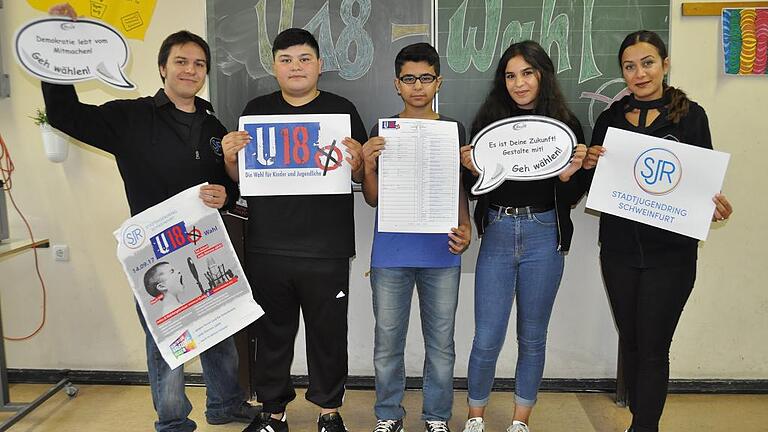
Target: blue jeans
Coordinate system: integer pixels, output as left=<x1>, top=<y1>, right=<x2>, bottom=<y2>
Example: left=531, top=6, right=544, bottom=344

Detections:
left=467, top=208, right=564, bottom=407
left=371, top=266, right=461, bottom=421
left=137, top=305, right=245, bottom=431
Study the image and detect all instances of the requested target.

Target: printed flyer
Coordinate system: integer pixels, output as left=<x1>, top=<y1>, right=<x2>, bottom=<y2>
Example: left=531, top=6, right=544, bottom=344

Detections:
left=115, top=184, right=263, bottom=369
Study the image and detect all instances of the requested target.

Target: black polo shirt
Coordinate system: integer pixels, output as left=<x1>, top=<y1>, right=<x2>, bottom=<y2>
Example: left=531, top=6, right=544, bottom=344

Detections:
left=42, top=83, right=237, bottom=216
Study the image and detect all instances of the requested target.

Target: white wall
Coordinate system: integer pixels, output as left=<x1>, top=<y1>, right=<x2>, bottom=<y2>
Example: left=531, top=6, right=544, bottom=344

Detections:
left=664, top=3, right=768, bottom=379
left=0, top=0, right=765, bottom=380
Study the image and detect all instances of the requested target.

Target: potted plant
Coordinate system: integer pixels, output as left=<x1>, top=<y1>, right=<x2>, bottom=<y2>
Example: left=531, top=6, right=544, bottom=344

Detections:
left=30, top=108, right=69, bottom=163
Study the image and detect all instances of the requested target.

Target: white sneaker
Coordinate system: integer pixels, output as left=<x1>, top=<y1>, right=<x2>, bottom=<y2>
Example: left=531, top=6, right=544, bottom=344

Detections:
left=462, top=417, right=484, bottom=432
left=506, top=420, right=529, bottom=432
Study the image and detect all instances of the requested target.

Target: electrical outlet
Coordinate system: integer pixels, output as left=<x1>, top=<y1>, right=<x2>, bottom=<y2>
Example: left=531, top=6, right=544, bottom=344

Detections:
left=53, top=244, right=70, bottom=261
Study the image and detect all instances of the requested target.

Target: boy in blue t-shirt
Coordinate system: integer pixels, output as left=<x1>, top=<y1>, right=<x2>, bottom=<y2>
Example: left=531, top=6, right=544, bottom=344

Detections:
left=361, top=42, right=471, bottom=432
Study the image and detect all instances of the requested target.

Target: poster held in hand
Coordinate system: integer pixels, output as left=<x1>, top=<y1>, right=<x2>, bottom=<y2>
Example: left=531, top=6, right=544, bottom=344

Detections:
left=115, top=184, right=264, bottom=369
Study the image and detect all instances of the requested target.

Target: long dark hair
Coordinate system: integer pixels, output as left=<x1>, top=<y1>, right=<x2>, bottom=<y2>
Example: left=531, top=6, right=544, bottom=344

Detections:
left=619, top=30, right=690, bottom=123
left=471, top=40, right=576, bottom=136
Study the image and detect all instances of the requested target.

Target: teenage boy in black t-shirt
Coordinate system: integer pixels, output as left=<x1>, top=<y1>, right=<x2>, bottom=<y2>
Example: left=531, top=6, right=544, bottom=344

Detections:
left=222, top=28, right=366, bottom=432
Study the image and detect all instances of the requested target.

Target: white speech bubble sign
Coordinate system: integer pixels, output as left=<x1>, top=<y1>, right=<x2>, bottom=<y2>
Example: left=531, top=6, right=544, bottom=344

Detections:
left=15, top=18, right=135, bottom=90
left=470, top=115, right=576, bottom=195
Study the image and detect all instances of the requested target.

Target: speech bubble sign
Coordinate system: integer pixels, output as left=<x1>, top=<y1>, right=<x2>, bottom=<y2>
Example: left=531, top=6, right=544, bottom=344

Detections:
left=470, top=115, right=577, bottom=195
left=14, top=18, right=135, bottom=89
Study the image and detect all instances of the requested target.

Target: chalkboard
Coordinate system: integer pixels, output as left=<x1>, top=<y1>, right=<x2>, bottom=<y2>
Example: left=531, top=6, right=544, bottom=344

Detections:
left=206, top=0, right=432, bottom=132
left=206, top=0, right=669, bottom=139
left=437, top=0, right=669, bottom=139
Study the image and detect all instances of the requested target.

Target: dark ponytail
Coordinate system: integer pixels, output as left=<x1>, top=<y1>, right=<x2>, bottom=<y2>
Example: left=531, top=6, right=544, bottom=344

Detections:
left=664, top=85, right=690, bottom=124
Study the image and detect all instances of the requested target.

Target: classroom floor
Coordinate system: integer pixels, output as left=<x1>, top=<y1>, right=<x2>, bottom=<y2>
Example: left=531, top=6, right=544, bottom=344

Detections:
left=1, top=384, right=766, bottom=431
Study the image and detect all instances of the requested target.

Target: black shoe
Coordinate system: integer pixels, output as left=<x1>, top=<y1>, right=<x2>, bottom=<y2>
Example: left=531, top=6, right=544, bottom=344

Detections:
left=318, top=412, right=348, bottom=432
left=207, top=401, right=263, bottom=425
left=374, top=418, right=404, bottom=432
left=425, top=420, right=450, bottom=432
left=243, top=412, right=289, bottom=432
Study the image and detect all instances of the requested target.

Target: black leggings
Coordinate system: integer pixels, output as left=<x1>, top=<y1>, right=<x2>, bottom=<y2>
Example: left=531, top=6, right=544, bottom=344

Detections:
left=601, top=255, right=697, bottom=432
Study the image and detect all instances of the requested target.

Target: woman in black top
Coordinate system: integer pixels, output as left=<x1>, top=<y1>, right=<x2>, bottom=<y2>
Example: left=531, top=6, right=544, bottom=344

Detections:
left=583, top=30, right=733, bottom=432
left=459, top=41, right=587, bottom=432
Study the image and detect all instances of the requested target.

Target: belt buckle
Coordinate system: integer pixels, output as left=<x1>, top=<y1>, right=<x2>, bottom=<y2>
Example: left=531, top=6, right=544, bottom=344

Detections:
left=512, top=206, right=531, bottom=216
left=504, top=206, right=522, bottom=216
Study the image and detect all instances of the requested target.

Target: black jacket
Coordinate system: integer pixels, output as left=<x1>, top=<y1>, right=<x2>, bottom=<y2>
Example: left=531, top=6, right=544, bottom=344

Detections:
left=463, top=117, right=589, bottom=252
left=41, top=83, right=237, bottom=216
left=589, top=94, right=712, bottom=267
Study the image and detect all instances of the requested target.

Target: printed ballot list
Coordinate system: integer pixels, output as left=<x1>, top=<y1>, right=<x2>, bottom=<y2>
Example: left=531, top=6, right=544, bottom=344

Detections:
left=377, top=118, right=459, bottom=233
left=586, top=127, right=730, bottom=241
left=115, top=184, right=264, bottom=369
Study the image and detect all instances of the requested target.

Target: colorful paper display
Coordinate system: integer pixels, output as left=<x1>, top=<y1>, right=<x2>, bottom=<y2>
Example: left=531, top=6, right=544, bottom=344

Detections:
left=27, top=0, right=157, bottom=40
left=723, top=8, right=768, bottom=75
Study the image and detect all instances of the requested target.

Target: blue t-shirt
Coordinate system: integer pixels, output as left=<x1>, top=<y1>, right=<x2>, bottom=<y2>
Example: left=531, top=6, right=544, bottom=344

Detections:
left=369, top=114, right=466, bottom=268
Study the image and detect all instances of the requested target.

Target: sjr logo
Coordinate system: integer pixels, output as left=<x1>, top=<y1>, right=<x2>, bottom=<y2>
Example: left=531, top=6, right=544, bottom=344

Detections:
left=634, top=148, right=682, bottom=195
left=209, top=137, right=223, bottom=156
left=150, top=221, right=190, bottom=259
left=122, top=224, right=145, bottom=249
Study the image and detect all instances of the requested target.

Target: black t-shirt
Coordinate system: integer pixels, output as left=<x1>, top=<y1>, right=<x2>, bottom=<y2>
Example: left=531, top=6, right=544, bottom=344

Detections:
left=483, top=111, right=586, bottom=207
left=241, top=91, right=368, bottom=258
left=167, top=108, right=203, bottom=157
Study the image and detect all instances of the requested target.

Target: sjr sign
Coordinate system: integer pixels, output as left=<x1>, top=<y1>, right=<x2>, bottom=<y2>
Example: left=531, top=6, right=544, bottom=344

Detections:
left=634, top=148, right=682, bottom=195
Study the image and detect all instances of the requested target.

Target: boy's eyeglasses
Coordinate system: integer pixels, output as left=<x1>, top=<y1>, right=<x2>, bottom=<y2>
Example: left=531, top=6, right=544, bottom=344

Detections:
left=398, top=73, right=438, bottom=85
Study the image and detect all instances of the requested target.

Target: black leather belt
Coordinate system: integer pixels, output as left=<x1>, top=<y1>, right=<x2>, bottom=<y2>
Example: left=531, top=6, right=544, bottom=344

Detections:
left=489, top=203, right=555, bottom=216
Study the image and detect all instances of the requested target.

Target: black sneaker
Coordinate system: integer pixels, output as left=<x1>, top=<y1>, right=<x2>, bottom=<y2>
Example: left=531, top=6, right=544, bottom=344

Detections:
left=425, top=420, right=450, bottom=432
left=318, top=412, right=348, bottom=432
left=374, top=418, right=404, bottom=432
left=243, top=412, right=288, bottom=432
left=207, top=401, right=263, bottom=425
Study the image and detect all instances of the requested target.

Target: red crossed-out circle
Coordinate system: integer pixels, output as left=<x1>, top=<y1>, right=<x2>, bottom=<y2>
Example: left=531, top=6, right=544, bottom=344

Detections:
left=187, top=228, right=202, bottom=245
left=314, top=145, right=343, bottom=172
